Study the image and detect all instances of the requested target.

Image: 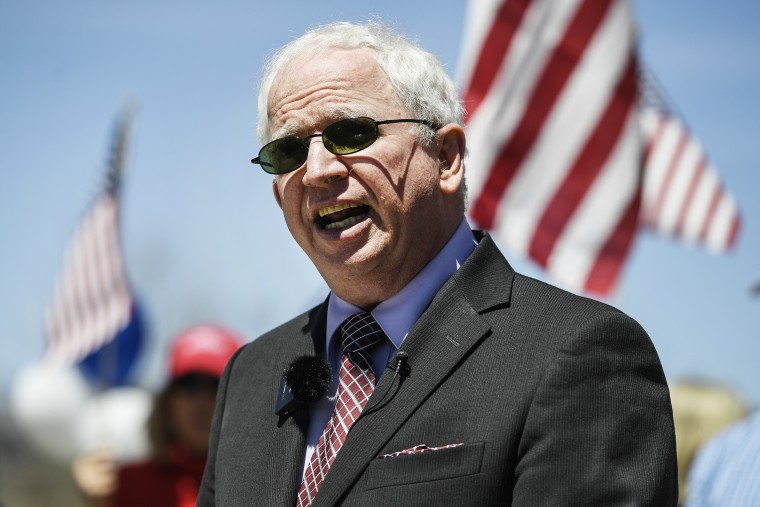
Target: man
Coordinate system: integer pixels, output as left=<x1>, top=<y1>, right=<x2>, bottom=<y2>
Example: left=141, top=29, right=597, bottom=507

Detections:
left=198, top=22, right=677, bottom=506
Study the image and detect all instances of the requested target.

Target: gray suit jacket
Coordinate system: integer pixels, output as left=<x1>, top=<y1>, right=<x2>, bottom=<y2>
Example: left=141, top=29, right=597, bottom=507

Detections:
left=198, top=232, right=678, bottom=506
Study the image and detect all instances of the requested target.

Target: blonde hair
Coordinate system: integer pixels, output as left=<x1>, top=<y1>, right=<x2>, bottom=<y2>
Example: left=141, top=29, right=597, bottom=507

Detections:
left=670, top=380, right=748, bottom=502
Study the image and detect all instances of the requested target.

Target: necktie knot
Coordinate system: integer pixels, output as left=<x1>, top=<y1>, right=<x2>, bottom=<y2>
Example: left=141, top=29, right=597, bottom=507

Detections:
left=340, top=311, right=386, bottom=357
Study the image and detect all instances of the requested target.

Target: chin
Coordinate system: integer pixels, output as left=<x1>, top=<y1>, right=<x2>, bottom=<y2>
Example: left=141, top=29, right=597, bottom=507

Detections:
left=319, top=251, right=383, bottom=280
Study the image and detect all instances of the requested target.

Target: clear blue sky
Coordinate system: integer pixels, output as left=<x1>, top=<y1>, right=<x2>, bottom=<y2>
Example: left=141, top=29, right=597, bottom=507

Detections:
left=1, top=1, right=758, bottom=407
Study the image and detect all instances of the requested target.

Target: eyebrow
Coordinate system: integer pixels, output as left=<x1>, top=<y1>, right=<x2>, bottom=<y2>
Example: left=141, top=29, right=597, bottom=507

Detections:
left=268, top=106, right=368, bottom=141
left=269, top=122, right=302, bottom=141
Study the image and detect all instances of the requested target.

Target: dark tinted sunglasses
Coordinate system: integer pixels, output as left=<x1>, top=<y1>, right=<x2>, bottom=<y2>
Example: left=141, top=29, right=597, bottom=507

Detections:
left=171, top=373, right=219, bottom=394
left=251, top=117, right=437, bottom=175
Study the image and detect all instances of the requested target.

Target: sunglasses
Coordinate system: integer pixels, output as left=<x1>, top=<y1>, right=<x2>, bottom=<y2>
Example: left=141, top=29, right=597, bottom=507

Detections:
left=251, top=117, right=437, bottom=175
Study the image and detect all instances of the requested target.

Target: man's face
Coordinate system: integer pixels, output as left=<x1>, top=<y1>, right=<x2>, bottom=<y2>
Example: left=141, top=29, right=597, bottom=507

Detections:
left=268, top=48, right=462, bottom=308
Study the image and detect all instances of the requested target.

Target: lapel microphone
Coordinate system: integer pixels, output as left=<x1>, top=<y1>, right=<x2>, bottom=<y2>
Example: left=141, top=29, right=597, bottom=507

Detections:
left=274, top=355, right=332, bottom=417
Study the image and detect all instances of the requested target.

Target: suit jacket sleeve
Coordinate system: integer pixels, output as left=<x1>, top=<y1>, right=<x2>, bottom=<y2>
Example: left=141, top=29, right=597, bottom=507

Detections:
left=197, top=346, right=241, bottom=507
left=512, top=308, right=678, bottom=505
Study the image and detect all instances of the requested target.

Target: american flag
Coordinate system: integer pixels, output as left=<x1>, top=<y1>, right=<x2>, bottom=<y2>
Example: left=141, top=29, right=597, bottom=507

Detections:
left=639, top=70, right=740, bottom=252
left=459, top=0, right=740, bottom=295
left=44, top=107, right=137, bottom=367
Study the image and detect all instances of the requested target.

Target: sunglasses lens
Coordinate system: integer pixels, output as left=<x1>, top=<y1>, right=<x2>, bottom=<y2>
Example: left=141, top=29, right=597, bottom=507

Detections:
left=259, top=137, right=308, bottom=174
left=323, top=117, right=378, bottom=155
left=255, top=118, right=382, bottom=173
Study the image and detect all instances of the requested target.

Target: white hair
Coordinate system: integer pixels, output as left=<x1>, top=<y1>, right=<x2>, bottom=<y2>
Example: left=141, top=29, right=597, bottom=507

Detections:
left=258, top=21, right=464, bottom=142
left=257, top=21, right=467, bottom=202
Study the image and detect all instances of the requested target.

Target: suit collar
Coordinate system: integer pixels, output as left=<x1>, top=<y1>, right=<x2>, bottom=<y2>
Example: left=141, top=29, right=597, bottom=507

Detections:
left=453, top=230, right=515, bottom=314
left=311, top=232, right=513, bottom=506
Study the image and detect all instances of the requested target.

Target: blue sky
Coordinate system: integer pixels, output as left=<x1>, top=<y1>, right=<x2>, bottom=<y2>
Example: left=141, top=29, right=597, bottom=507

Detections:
left=1, top=1, right=758, bottom=407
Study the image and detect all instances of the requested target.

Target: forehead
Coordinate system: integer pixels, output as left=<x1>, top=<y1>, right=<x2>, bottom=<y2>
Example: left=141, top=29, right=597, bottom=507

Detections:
left=267, top=48, right=404, bottom=137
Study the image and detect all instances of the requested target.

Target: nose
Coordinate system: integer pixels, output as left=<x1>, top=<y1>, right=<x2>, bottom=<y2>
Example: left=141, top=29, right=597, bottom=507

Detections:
left=301, top=137, right=350, bottom=187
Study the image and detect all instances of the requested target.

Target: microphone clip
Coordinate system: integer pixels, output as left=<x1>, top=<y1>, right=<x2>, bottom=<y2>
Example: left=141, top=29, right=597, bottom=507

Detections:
left=274, top=374, right=303, bottom=417
left=386, top=351, right=410, bottom=379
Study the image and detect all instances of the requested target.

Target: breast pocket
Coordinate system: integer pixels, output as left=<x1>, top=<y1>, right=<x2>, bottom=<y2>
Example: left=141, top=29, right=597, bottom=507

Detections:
left=365, top=441, right=484, bottom=491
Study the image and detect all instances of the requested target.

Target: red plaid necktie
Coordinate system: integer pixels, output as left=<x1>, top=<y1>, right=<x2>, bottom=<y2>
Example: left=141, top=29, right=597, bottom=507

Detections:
left=296, top=312, right=386, bottom=506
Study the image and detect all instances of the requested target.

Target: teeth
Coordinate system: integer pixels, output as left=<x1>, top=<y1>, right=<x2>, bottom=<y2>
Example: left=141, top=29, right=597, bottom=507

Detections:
left=319, top=202, right=359, bottom=218
left=325, top=215, right=365, bottom=230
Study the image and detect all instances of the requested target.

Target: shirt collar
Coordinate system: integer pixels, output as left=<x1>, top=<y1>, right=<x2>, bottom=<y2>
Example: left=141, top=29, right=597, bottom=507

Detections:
left=325, top=218, right=476, bottom=362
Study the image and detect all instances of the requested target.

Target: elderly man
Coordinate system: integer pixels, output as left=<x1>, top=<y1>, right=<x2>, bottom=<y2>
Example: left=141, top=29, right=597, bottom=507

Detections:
left=198, top=22, right=677, bottom=506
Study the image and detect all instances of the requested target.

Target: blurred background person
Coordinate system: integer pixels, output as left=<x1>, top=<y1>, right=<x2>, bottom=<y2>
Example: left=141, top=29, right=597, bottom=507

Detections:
left=72, top=324, right=242, bottom=507
left=670, top=379, right=748, bottom=505
left=686, top=409, right=760, bottom=506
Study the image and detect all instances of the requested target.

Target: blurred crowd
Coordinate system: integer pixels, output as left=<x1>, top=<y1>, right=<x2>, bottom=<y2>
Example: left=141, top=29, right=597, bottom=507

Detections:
left=71, top=324, right=241, bottom=507
left=1, top=324, right=242, bottom=507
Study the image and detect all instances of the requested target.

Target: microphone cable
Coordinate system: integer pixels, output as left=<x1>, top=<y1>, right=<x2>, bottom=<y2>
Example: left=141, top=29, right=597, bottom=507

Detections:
left=358, top=351, right=409, bottom=419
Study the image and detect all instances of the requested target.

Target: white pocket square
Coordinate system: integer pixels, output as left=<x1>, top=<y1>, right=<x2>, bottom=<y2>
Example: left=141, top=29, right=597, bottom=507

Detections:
left=380, top=442, right=464, bottom=459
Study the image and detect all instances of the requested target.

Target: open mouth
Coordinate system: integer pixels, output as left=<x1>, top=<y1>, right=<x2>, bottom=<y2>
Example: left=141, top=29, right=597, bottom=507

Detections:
left=317, top=203, right=370, bottom=230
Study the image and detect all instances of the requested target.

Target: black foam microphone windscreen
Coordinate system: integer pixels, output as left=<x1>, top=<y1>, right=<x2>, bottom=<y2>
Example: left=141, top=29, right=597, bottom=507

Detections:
left=284, top=355, right=332, bottom=402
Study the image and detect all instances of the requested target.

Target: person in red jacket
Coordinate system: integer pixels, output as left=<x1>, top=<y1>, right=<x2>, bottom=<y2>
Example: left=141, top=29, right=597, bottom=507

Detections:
left=73, top=324, right=242, bottom=507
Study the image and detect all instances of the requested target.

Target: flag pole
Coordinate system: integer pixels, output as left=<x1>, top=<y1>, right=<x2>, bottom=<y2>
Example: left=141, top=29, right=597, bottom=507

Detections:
left=97, top=101, right=137, bottom=393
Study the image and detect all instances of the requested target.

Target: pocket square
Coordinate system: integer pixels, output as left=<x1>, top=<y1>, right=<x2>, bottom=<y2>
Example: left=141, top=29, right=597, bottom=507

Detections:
left=380, top=442, right=464, bottom=459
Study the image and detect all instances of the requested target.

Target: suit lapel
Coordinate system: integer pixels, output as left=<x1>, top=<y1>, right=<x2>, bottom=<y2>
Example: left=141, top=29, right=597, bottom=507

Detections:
left=257, top=303, right=327, bottom=506
left=312, top=233, right=514, bottom=506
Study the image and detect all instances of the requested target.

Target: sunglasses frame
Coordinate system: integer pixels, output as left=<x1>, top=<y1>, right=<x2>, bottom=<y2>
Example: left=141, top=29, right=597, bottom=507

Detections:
left=251, top=117, right=438, bottom=175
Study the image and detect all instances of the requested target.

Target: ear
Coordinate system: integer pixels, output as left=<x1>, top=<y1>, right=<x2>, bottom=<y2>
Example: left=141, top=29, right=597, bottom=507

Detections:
left=436, top=124, right=466, bottom=196
left=272, top=178, right=283, bottom=209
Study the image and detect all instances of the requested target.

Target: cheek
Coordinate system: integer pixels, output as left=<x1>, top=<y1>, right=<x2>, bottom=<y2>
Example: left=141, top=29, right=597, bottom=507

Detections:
left=167, top=399, right=187, bottom=439
left=378, top=143, right=438, bottom=200
left=281, top=199, right=309, bottom=240
left=169, top=395, right=215, bottom=431
left=276, top=178, right=305, bottom=220
left=385, top=161, right=439, bottom=214
left=168, top=395, right=190, bottom=422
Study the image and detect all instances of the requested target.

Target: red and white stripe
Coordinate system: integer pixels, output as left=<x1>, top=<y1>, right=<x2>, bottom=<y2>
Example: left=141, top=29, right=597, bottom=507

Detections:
left=640, top=103, right=740, bottom=251
left=459, top=0, right=740, bottom=295
left=44, top=192, right=133, bottom=365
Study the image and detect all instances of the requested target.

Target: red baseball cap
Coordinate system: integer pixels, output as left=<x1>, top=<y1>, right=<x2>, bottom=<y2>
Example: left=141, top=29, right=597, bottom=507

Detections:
left=169, top=324, right=243, bottom=380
